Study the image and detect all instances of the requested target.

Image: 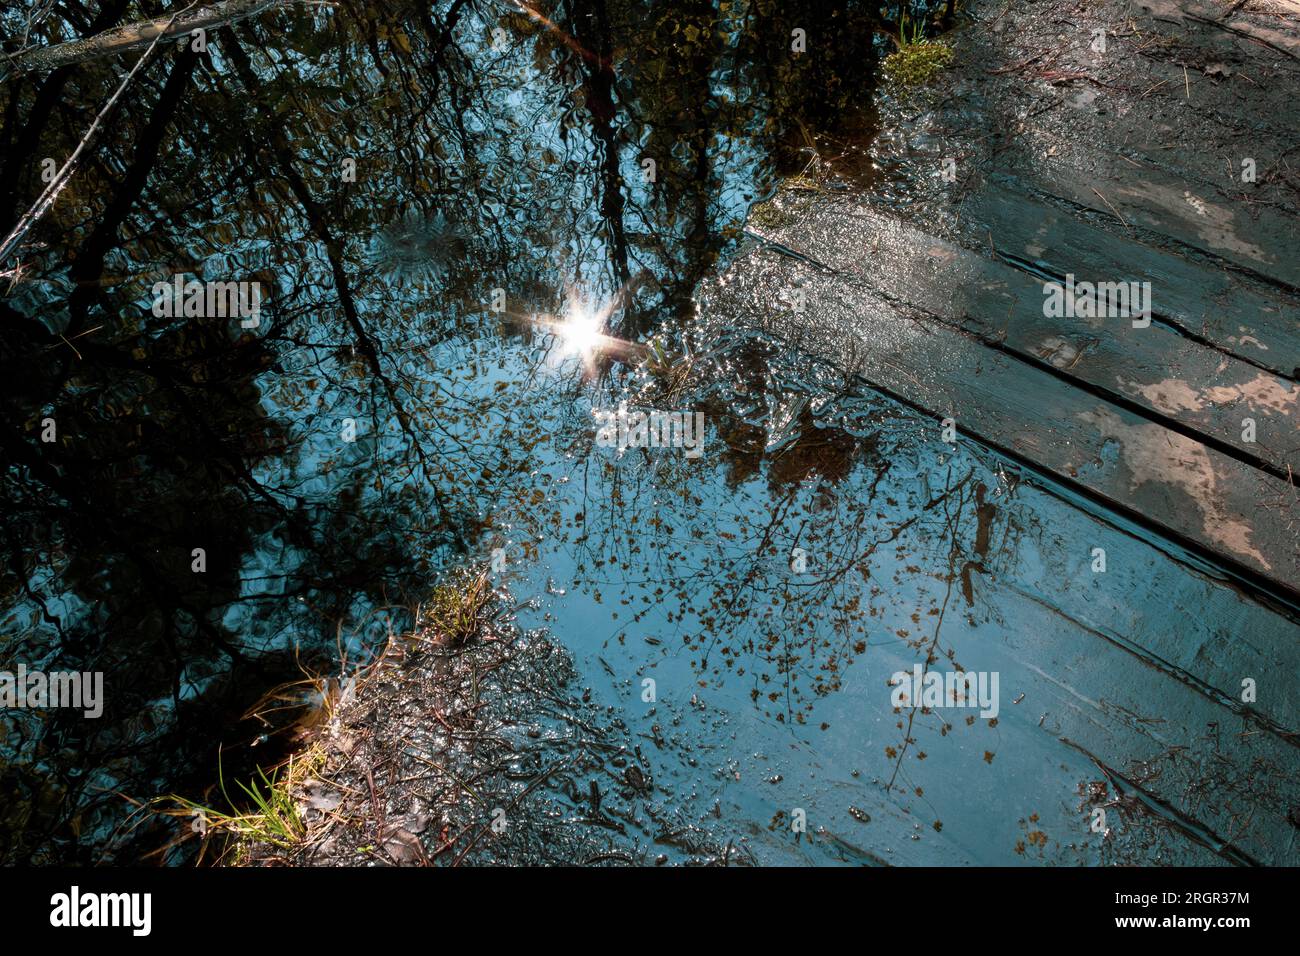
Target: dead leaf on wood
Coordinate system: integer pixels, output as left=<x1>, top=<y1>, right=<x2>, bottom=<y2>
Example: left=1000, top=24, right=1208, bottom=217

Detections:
left=381, top=828, right=424, bottom=865
left=298, top=780, right=344, bottom=812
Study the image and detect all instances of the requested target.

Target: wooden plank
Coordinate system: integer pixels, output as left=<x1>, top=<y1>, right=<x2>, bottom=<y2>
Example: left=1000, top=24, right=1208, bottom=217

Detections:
left=660, top=0, right=1300, bottom=868
left=986, top=0, right=1300, bottom=289
left=987, top=477, right=1300, bottom=741
left=963, top=183, right=1300, bottom=380
left=751, top=199, right=1300, bottom=476
left=998, top=162, right=1300, bottom=292
left=527, top=403, right=1299, bottom=863
left=697, top=240, right=1300, bottom=595
left=872, top=590, right=1300, bottom=866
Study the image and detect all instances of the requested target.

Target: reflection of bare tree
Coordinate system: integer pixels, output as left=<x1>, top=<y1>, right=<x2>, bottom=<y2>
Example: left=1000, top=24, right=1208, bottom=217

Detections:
left=885, top=465, right=975, bottom=794
left=0, top=0, right=886, bottom=862
left=544, top=334, right=995, bottom=732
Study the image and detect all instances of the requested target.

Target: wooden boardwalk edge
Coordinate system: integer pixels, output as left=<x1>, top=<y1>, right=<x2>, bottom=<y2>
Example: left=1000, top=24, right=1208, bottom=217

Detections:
left=703, top=238, right=1300, bottom=599
left=757, top=201, right=1300, bottom=481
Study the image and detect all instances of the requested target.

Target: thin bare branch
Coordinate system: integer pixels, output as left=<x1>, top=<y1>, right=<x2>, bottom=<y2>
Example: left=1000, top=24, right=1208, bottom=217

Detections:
left=1, top=0, right=283, bottom=78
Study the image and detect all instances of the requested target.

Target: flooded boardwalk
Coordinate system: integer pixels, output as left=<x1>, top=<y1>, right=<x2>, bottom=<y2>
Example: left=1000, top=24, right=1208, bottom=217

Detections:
left=0, top=0, right=1296, bottom=872
left=696, top=0, right=1300, bottom=863
left=273, top=0, right=1299, bottom=868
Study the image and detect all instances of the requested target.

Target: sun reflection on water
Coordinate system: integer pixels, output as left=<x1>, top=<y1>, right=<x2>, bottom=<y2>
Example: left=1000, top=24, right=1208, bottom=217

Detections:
left=557, top=300, right=605, bottom=357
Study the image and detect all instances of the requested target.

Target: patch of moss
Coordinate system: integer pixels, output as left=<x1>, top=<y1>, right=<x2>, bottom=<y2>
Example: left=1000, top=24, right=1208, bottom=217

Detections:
left=749, top=198, right=794, bottom=228
left=882, top=41, right=954, bottom=88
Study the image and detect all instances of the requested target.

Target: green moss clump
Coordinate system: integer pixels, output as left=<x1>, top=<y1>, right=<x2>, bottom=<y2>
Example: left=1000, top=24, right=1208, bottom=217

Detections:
left=749, top=198, right=794, bottom=228
left=882, top=41, right=954, bottom=88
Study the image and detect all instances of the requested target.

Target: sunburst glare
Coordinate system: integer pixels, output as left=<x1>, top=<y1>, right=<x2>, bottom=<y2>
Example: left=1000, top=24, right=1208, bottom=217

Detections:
left=558, top=300, right=605, bottom=357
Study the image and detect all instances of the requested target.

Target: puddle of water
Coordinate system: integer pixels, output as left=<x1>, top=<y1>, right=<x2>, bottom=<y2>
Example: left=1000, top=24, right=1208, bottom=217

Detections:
left=0, top=0, right=886, bottom=863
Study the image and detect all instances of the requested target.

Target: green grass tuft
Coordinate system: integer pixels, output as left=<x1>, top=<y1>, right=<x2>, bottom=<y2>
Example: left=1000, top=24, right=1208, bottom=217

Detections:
left=164, top=746, right=322, bottom=864
left=883, top=13, right=955, bottom=88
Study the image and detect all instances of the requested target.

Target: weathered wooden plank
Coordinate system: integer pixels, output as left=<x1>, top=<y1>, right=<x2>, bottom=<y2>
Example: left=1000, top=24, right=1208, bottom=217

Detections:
left=982, top=0, right=1300, bottom=284
left=964, top=184, right=1300, bottom=380
left=863, top=590, right=1300, bottom=865
left=750, top=198, right=1299, bottom=476
left=987, top=475, right=1300, bottom=741
left=536, top=438, right=1293, bottom=864
left=697, top=242, right=1300, bottom=595
left=999, top=162, right=1300, bottom=292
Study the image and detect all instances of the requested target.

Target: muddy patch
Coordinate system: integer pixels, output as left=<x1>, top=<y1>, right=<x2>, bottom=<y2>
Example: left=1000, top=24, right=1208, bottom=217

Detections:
left=239, top=587, right=744, bottom=866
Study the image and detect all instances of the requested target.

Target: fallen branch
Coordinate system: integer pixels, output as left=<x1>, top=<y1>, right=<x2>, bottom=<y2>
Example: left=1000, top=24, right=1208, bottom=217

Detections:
left=1, top=0, right=284, bottom=77
left=0, top=5, right=201, bottom=272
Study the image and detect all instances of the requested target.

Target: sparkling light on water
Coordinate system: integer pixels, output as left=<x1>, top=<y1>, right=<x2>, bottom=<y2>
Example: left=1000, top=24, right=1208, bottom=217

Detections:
left=557, top=300, right=605, bottom=357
